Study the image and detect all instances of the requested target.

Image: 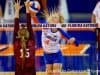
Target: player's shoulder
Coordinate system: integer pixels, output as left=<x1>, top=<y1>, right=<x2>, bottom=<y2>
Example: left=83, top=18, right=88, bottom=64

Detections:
left=93, top=1, right=100, bottom=14
left=96, top=1, right=100, bottom=6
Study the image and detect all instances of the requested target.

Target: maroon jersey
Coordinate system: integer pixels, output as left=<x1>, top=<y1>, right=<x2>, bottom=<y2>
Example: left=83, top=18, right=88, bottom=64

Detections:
left=13, top=13, right=36, bottom=75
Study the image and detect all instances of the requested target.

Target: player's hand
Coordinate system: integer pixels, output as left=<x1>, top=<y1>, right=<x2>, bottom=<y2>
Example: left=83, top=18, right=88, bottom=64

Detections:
left=14, top=0, right=22, bottom=18
left=24, top=0, right=36, bottom=15
left=24, top=0, right=30, bottom=9
left=14, top=0, right=22, bottom=12
left=67, top=37, right=75, bottom=44
left=24, top=0, right=30, bottom=13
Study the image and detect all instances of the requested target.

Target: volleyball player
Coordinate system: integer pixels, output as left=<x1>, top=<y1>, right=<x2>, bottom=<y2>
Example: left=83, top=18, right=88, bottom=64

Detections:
left=25, top=1, right=78, bottom=75
left=42, top=12, right=78, bottom=75
left=14, top=0, right=36, bottom=75
left=92, top=1, right=100, bottom=27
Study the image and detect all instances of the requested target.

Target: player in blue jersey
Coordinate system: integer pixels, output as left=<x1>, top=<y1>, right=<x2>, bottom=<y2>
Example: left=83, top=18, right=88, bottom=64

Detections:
left=25, top=1, right=78, bottom=75
left=42, top=12, right=78, bottom=75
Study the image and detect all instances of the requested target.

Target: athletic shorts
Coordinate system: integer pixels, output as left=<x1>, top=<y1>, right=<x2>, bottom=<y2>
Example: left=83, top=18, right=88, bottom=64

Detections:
left=44, top=50, right=63, bottom=64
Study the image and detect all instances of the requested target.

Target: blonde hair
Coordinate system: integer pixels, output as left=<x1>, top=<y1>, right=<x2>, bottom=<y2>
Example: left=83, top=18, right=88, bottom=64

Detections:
left=45, top=11, right=64, bottom=23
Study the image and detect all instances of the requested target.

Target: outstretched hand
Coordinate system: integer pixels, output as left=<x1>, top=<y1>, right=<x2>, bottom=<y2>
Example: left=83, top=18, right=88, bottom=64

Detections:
left=24, top=0, right=37, bottom=16
left=24, top=0, right=30, bottom=8
left=24, top=0, right=30, bottom=13
left=67, top=37, right=79, bottom=46
left=14, top=0, right=22, bottom=12
left=67, top=37, right=76, bottom=44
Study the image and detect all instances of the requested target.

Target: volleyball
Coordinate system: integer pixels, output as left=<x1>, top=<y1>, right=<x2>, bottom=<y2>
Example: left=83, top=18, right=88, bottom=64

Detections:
left=29, top=1, right=41, bottom=14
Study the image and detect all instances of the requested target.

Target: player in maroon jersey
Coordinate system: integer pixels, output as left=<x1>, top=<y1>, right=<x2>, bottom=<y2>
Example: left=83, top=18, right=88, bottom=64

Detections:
left=13, top=0, right=36, bottom=75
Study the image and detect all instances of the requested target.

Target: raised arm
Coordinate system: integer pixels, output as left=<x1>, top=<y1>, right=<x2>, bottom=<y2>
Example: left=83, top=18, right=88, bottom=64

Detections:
left=13, top=0, right=22, bottom=43
left=58, top=28, right=79, bottom=46
left=25, top=0, right=37, bottom=40
left=25, top=0, right=41, bottom=32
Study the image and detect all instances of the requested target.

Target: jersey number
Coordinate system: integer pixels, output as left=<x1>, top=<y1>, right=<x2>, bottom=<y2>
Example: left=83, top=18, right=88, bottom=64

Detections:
left=20, top=49, right=30, bottom=58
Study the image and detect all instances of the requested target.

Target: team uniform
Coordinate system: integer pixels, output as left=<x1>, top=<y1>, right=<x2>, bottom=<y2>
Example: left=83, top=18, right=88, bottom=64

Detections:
left=42, top=29, right=63, bottom=64
left=93, top=1, right=100, bottom=27
left=42, top=28, right=79, bottom=64
left=13, top=13, right=36, bottom=75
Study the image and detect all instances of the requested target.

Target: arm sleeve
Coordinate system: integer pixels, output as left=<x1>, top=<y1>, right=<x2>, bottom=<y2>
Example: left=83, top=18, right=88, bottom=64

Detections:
left=58, top=28, right=71, bottom=39
left=58, top=28, right=79, bottom=46
left=13, top=18, right=19, bottom=43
